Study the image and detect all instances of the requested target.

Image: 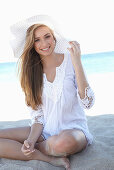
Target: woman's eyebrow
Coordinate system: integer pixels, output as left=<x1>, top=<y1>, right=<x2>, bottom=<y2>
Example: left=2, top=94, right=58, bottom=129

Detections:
left=35, top=33, right=50, bottom=39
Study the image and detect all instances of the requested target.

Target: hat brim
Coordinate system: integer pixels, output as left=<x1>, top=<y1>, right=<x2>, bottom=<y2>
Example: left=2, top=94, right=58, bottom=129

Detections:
left=10, top=15, right=70, bottom=58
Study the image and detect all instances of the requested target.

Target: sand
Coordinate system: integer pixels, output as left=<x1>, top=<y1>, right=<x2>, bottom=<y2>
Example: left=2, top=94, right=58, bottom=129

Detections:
left=0, top=72, right=114, bottom=169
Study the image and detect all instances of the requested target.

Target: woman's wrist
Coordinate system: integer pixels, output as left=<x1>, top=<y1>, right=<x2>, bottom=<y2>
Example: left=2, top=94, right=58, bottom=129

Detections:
left=27, top=137, right=36, bottom=145
left=27, top=123, right=43, bottom=144
left=73, top=60, right=83, bottom=72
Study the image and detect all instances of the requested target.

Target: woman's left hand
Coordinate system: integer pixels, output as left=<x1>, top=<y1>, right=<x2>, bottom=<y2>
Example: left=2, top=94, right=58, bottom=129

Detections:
left=21, top=140, right=35, bottom=158
left=67, top=41, right=81, bottom=66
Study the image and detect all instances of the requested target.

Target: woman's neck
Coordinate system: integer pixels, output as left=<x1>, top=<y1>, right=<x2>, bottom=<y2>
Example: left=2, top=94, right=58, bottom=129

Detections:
left=40, top=52, right=59, bottom=69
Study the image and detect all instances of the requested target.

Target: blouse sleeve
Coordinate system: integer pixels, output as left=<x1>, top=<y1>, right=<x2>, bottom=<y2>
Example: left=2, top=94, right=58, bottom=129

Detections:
left=69, top=52, right=95, bottom=109
left=77, top=85, right=95, bottom=109
left=73, top=67, right=95, bottom=109
left=28, top=105, right=44, bottom=126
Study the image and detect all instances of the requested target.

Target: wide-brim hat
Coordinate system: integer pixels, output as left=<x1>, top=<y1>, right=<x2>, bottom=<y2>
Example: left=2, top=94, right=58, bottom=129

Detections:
left=10, top=15, right=70, bottom=58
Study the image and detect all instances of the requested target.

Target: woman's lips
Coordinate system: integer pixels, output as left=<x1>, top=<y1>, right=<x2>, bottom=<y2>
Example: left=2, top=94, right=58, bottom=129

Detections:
left=41, top=46, right=50, bottom=51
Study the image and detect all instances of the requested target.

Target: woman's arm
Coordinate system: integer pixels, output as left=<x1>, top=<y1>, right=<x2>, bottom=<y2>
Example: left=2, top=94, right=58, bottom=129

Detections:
left=26, top=105, right=44, bottom=146
left=21, top=106, right=44, bottom=157
left=27, top=123, right=43, bottom=144
left=73, top=60, right=89, bottom=99
left=28, top=104, right=44, bottom=143
left=21, top=123, right=43, bottom=157
left=68, top=41, right=88, bottom=98
left=67, top=41, right=95, bottom=109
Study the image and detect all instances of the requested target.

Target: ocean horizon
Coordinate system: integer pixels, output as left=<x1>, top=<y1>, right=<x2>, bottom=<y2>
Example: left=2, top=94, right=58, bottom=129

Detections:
left=0, top=50, right=114, bottom=121
left=0, top=50, right=114, bottom=63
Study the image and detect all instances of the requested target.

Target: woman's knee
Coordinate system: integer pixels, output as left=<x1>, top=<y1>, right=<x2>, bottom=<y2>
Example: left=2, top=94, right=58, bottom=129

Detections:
left=54, top=132, right=76, bottom=155
left=54, top=129, right=87, bottom=155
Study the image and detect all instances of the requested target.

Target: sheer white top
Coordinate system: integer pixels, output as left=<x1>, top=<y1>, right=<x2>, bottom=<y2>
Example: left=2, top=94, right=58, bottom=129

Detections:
left=29, top=52, right=95, bottom=145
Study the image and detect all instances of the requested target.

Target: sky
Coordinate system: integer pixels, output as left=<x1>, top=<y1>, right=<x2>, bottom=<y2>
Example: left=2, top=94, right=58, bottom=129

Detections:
left=0, top=0, right=114, bottom=62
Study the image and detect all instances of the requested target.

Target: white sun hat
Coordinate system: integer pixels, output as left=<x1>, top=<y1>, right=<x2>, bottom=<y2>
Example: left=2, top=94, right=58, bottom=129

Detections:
left=10, top=15, right=70, bottom=58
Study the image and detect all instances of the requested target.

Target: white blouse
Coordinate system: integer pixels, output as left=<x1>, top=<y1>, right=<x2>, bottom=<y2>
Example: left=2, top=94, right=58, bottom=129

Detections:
left=29, top=52, right=95, bottom=145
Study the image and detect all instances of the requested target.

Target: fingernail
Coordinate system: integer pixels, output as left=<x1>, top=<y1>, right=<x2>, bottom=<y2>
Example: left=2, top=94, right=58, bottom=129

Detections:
left=32, top=149, right=35, bottom=152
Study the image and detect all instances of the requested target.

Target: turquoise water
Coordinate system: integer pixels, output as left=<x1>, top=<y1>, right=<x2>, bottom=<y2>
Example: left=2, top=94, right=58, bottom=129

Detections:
left=82, top=51, right=114, bottom=74
left=0, top=51, right=114, bottom=82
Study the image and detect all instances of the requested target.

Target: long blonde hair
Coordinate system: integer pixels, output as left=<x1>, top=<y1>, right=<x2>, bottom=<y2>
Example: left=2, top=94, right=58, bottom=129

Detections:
left=18, top=24, right=56, bottom=110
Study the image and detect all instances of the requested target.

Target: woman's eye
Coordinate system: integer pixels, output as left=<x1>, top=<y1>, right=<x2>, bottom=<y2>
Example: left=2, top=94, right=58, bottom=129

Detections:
left=45, top=35, right=50, bottom=39
left=34, top=36, right=50, bottom=42
left=35, top=39, right=40, bottom=42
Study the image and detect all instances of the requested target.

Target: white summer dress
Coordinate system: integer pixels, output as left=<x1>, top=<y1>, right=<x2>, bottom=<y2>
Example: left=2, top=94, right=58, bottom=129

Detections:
left=28, top=52, right=95, bottom=145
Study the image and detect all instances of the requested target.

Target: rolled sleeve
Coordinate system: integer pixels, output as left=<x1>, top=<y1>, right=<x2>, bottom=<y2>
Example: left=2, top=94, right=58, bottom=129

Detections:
left=28, top=105, right=44, bottom=126
left=73, top=66, right=95, bottom=109
left=77, top=86, right=95, bottom=109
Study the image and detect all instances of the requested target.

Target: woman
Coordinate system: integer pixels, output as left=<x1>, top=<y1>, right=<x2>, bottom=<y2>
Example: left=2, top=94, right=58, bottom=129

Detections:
left=0, top=15, right=95, bottom=170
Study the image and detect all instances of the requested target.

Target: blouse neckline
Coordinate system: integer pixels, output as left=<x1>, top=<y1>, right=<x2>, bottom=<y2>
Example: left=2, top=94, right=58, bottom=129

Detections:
left=43, top=53, right=66, bottom=84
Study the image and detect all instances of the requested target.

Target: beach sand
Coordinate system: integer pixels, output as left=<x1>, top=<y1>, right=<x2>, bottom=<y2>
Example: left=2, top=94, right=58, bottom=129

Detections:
left=0, top=72, right=114, bottom=169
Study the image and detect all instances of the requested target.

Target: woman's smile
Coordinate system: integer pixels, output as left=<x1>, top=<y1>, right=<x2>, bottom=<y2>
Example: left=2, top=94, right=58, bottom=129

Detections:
left=41, top=46, right=50, bottom=51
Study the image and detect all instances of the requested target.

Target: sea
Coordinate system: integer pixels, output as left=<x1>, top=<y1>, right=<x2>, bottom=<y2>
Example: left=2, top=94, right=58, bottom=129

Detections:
left=0, top=51, right=114, bottom=83
left=0, top=51, right=114, bottom=121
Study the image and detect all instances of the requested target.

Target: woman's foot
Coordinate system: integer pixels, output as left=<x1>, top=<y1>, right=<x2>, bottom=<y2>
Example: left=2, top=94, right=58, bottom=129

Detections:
left=49, top=156, right=70, bottom=170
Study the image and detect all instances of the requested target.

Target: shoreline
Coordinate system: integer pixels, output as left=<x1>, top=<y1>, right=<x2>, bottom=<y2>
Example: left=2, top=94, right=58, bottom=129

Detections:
left=0, top=57, right=18, bottom=63
left=0, top=51, right=114, bottom=63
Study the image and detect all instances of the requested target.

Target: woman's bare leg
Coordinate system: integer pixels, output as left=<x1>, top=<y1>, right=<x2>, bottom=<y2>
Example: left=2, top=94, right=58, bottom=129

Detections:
left=36, top=129, right=87, bottom=157
left=0, top=127, right=70, bottom=169
left=0, top=126, right=43, bottom=143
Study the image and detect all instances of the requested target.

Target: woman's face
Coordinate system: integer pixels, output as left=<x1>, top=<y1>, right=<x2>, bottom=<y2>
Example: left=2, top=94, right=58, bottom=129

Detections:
left=34, top=26, right=56, bottom=56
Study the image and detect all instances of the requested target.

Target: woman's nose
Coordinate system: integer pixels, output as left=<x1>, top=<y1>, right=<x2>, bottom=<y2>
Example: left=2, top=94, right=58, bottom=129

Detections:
left=40, top=40, right=48, bottom=48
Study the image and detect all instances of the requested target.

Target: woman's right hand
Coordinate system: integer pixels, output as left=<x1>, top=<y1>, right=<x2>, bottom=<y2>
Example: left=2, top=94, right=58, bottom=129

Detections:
left=21, top=139, right=35, bottom=157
